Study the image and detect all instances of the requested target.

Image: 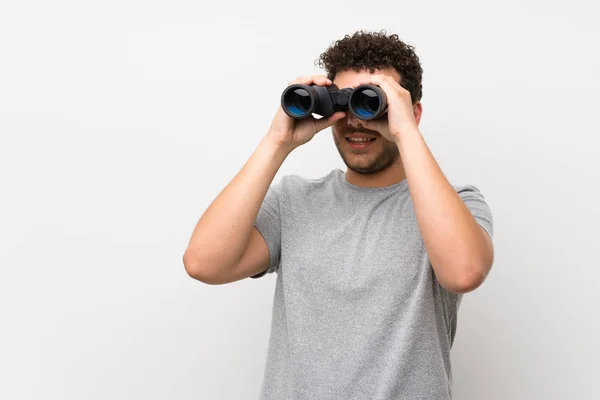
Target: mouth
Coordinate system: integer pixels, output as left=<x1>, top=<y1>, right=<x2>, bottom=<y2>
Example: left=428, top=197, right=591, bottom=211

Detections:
left=344, top=134, right=377, bottom=150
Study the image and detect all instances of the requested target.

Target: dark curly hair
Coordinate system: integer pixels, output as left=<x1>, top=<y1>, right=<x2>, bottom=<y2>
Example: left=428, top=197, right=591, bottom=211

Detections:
left=316, top=30, right=423, bottom=104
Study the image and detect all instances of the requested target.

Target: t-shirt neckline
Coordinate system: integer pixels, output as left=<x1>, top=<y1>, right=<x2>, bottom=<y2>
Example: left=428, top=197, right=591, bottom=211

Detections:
left=335, top=169, right=409, bottom=193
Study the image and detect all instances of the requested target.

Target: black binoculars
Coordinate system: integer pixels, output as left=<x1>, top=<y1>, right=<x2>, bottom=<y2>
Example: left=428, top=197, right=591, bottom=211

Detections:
left=281, top=83, right=387, bottom=120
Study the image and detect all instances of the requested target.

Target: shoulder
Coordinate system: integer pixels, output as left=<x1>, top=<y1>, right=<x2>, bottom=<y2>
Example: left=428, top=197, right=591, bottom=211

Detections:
left=452, top=183, right=487, bottom=199
left=452, top=182, right=493, bottom=216
left=278, top=169, right=340, bottom=194
left=451, top=183, right=493, bottom=210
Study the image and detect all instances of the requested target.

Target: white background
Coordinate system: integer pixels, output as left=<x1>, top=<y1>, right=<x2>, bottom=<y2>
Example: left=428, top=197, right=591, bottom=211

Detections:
left=1, top=1, right=599, bottom=399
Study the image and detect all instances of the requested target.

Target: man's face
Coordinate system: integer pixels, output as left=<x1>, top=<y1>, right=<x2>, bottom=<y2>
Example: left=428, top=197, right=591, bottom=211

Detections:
left=331, top=68, right=402, bottom=175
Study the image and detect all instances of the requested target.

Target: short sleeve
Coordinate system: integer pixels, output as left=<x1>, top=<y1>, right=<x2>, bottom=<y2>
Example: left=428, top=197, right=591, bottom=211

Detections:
left=456, top=184, right=494, bottom=239
left=436, top=184, right=493, bottom=333
left=250, top=180, right=282, bottom=279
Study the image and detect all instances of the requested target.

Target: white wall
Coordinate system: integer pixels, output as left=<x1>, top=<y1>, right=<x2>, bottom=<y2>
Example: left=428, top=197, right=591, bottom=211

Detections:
left=1, top=1, right=598, bottom=399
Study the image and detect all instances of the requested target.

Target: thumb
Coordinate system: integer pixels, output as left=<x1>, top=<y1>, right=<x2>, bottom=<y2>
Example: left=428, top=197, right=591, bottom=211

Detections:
left=361, top=118, right=384, bottom=132
left=315, top=111, right=346, bottom=133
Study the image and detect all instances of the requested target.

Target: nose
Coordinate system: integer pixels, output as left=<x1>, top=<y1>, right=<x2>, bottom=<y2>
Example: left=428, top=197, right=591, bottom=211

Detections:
left=346, top=113, right=363, bottom=129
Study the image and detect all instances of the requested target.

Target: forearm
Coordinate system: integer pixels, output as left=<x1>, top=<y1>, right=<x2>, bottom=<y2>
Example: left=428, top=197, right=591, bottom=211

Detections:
left=396, top=127, right=492, bottom=293
left=183, top=134, right=289, bottom=275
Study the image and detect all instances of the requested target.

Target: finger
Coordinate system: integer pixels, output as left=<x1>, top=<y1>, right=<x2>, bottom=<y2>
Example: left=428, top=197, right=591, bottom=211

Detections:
left=361, top=118, right=384, bottom=132
left=288, top=74, right=332, bottom=87
left=358, top=74, right=399, bottom=92
left=307, top=74, right=331, bottom=86
left=287, top=75, right=307, bottom=86
left=354, top=74, right=383, bottom=87
left=314, top=111, right=346, bottom=132
left=365, top=80, right=404, bottom=108
left=357, top=75, right=407, bottom=101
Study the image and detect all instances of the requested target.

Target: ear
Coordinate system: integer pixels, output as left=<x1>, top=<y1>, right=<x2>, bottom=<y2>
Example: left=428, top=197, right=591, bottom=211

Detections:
left=413, top=102, right=423, bottom=125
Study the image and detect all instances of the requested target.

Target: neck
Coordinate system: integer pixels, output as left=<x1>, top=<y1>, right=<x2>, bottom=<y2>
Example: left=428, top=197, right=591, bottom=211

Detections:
left=344, top=158, right=406, bottom=188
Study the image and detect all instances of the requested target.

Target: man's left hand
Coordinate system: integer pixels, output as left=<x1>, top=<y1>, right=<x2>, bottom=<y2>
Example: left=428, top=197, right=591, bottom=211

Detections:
left=353, top=74, right=419, bottom=143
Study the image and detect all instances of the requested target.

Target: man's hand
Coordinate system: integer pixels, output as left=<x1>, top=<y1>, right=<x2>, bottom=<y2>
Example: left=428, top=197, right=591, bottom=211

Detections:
left=352, top=74, right=419, bottom=143
left=265, top=75, right=346, bottom=153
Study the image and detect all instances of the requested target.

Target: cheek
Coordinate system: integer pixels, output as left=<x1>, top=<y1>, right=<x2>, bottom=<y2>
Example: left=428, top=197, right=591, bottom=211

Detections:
left=333, top=121, right=351, bottom=140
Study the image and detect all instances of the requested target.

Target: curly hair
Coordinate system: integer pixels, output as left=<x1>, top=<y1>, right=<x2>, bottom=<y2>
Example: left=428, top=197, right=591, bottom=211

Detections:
left=316, top=30, right=423, bottom=104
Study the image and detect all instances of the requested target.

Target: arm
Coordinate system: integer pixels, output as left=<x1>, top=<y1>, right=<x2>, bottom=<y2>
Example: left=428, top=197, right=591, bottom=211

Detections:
left=182, top=74, right=346, bottom=285
left=396, top=127, right=494, bottom=294
left=182, top=137, right=289, bottom=284
left=357, top=74, right=494, bottom=294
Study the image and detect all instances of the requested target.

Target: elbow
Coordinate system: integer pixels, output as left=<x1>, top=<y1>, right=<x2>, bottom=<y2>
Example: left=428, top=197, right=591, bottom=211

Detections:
left=451, top=270, right=486, bottom=294
left=437, top=245, right=494, bottom=294
left=440, top=262, right=490, bottom=294
left=182, top=251, right=204, bottom=281
left=182, top=251, right=220, bottom=285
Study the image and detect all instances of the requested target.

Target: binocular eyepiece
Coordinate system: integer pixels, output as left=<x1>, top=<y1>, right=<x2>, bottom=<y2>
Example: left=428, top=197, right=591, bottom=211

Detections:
left=281, top=83, right=387, bottom=120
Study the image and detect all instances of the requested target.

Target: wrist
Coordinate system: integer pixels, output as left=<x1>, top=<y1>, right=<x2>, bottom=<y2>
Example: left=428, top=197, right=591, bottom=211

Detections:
left=392, top=124, right=420, bottom=146
left=259, top=133, right=293, bottom=159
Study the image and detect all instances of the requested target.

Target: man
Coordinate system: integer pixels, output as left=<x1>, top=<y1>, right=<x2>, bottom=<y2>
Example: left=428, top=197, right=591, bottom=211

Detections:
left=183, top=30, right=494, bottom=399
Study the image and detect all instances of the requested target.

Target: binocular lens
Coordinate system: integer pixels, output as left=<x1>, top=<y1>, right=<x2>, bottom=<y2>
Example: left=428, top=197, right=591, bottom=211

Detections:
left=350, top=88, right=381, bottom=118
left=283, top=88, right=312, bottom=117
left=281, top=83, right=385, bottom=120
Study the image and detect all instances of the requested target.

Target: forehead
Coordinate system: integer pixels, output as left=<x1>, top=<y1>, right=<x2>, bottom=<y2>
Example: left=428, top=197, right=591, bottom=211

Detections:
left=332, top=68, right=401, bottom=88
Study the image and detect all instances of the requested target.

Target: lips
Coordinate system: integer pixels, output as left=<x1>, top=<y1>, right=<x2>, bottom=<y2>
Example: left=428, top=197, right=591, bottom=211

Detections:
left=344, top=133, right=377, bottom=140
left=345, top=132, right=377, bottom=144
left=344, top=134, right=377, bottom=149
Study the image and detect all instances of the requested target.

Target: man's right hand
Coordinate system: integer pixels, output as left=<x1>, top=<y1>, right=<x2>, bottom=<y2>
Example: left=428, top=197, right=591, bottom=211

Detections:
left=265, top=75, right=347, bottom=153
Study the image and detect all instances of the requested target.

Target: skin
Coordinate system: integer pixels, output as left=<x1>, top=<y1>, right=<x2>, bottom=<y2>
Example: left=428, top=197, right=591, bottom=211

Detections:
left=331, top=68, right=416, bottom=187
left=183, top=70, right=494, bottom=293
left=329, top=68, right=494, bottom=293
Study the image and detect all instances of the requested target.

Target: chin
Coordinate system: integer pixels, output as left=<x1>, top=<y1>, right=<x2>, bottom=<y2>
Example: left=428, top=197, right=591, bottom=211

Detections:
left=348, top=166, right=380, bottom=175
left=340, top=152, right=392, bottom=175
left=346, top=161, right=389, bottom=175
left=333, top=130, right=400, bottom=174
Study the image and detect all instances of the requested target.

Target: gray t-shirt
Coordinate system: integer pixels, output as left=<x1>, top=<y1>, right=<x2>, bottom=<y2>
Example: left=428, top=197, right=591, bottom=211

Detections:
left=251, top=168, right=493, bottom=399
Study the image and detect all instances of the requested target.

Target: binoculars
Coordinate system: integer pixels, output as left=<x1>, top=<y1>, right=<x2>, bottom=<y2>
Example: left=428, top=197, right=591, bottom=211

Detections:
left=281, top=83, right=387, bottom=120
